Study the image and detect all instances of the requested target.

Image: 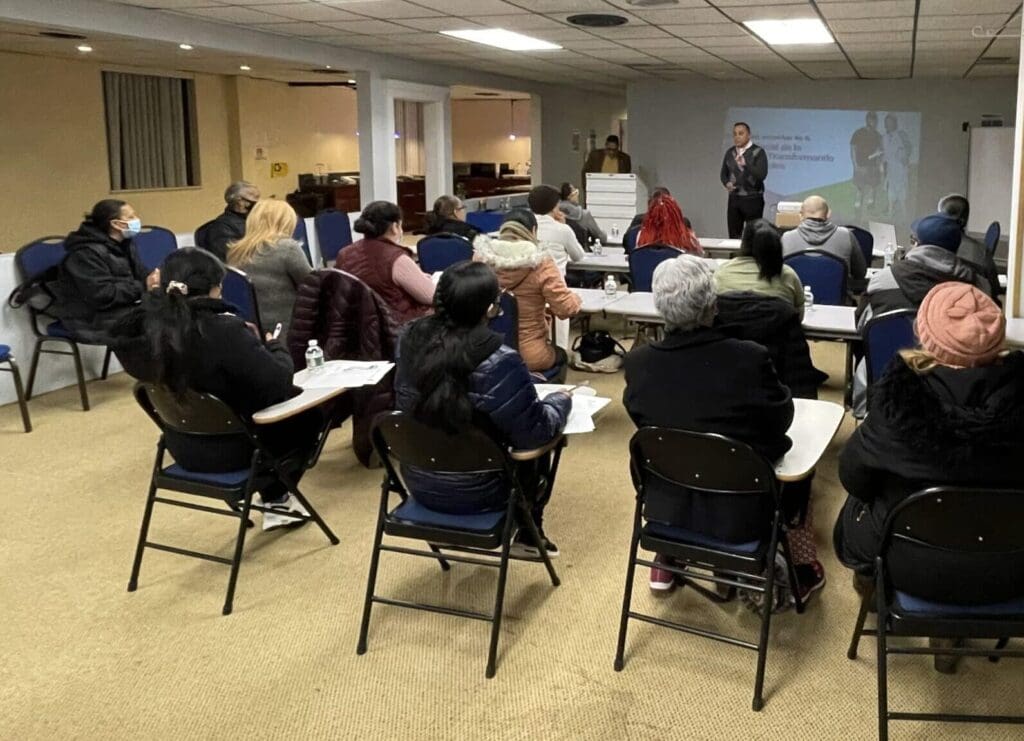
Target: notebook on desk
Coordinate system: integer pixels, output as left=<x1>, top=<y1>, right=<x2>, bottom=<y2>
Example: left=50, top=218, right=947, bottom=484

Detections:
left=294, top=360, right=394, bottom=390
left=868, top=221, right=898, bottom=251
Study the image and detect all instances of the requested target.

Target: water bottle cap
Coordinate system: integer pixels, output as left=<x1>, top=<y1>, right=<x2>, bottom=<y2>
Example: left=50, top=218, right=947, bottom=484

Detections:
left=308, top=340, right=318, bottom=347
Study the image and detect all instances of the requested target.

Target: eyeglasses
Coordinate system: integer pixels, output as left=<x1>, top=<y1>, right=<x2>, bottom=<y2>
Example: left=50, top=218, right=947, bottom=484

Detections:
left=456, top=204, right=467, bottom=212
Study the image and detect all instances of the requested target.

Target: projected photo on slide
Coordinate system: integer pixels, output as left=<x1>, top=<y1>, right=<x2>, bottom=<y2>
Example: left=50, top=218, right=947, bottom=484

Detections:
left=726, top=107, right=921, bottom=231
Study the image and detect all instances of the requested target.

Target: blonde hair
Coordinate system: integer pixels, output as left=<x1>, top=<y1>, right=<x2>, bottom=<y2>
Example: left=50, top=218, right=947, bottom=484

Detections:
left=898, top=348, right=942, bottom=373
left=227, top=199, right=297, bottom=266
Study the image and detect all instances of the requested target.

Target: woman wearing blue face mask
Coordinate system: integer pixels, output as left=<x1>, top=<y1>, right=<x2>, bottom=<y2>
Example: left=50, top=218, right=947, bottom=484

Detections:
left=56, top=199, right=160, bottom=343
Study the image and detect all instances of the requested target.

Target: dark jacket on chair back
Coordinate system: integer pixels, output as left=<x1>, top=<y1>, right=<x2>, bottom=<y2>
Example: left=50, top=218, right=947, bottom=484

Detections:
left=287, top=269, right=398, bottom=466
left=624, top=327, right=794, bottom=542
left=424, top=218, right=480, bottom=241
left=834, top=352, right=1024, bottom=601
left=56, top=222, right=148, bottom=343
left=715, top=292, right=826, bottom=399
left=394, top=320, right=571, bottom=513
left=336, top=237, right=429, bottom=326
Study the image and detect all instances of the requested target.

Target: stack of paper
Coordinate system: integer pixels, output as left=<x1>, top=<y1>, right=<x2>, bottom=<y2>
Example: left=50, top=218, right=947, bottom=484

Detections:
left=295, top=360, right=395, bottom=389
left=535, top=384, right=612, bottom=434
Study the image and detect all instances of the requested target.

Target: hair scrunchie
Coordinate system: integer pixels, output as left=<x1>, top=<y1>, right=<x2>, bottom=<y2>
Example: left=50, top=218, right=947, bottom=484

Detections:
left=166, top=280, right=189, bottom=296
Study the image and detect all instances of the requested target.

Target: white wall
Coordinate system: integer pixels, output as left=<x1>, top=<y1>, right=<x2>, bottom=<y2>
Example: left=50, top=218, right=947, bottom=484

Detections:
left=628, top=77, right=1016, bottom=238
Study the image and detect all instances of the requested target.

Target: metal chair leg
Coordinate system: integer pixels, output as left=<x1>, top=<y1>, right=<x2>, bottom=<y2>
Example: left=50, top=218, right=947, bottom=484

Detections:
left=847, top=590, right=873, bottom=660
left=357, top=485, right=390, bottom=655
left=7, top=359, right=32, bottom=432
left=752, top=521, right=782, bottom=712
left=127, top=476, right=160, bottom=593
left=876, top=570, right=889, bottom=741
left=518, top=503, right=560, bottom=587
left=614, top=515, right=642, bottom=672
left=101, top=346, right=113, bottom=380
left=989, top=637, right=1010, bottom=663
left=779, top=532, right=804, bottom=615
left=485, top=514, right=517, bottom=678
left=222, top=484, right=256, bottom=616
left=68, top=341, right=90, bottom=411
left=428, top=544, right=452, bottom=571
left=25, top=338, right=43, bottom=400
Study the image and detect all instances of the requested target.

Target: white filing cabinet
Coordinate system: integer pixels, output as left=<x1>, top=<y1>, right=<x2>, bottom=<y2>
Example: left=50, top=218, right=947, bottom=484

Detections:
left=586, top=173, right=637, bottom=245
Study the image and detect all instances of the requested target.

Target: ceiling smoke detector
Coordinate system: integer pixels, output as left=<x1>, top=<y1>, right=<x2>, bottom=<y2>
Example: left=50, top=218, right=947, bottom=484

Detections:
left=567, top=14, right=628, bottom=27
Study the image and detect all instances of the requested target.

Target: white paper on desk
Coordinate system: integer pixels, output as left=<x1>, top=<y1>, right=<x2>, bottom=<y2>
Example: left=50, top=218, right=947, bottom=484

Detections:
left=295, top=360, right=394, bottom=389
left=535, top=384, right=611, bottom=434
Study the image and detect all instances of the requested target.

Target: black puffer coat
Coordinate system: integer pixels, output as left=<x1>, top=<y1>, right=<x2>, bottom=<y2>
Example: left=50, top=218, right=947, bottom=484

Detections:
left=834, top=351, right=1024, bottom=601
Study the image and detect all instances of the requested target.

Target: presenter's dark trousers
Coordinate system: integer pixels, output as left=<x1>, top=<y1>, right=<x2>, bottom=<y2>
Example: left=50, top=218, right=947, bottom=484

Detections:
left=727, top=193, right=765, bottom=238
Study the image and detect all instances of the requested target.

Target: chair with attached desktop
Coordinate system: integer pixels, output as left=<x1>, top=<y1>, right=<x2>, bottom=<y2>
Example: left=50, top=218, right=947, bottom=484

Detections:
left=985, top=221, right=1001, bottom=256
left=784, top=249, right=849, bottom=306
left=314, top=208, right=353, bottom=266
left=128, top=383, right=339, bottom=615
left=622, top=224, right=641, bottom=254
left=863, top=309, right=917, bottom=388
left=135, top=225, right=178, bottom=272
left=628, top=245, right=679, bottom=293
left=221, top=266, right=263, bottom=333
left=487, top=291, right=563, bottom=382
left=846, top=225, right=874, bottom=267
left=614, top=427, right=805, bottom=712
left=293, top=216, right=312, bottom=264
left=357, top=411, right=564, bottom=677
left=0, top=343, right=31, bottom=432
left=12, top=236, right=113, bottom=412
left=845, top=486, right=1024, bottom=740
left=416, top=233, right=473, bottom=274
left=466, top=210, right=504, bottom=234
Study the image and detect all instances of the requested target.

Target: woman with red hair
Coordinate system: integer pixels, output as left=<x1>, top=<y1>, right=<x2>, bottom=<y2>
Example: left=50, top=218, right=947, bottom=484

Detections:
left=637, top=195, right=703, bottom=255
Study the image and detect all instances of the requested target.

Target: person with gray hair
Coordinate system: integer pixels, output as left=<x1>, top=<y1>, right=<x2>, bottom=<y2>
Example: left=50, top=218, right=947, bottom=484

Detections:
left=194, top=180, right=261, bottom=261
left=937, top=193, right=1001, bottom=296
left=624, top=254, right=813, bottom=596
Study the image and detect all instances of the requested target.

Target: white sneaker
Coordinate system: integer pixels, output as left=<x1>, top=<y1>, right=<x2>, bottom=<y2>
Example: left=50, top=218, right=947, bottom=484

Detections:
left=262, top=494, right=310, bottom=532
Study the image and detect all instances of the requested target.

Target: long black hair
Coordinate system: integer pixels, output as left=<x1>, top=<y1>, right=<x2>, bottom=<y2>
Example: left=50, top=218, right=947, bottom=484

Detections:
left=740, top=219, right=783, bottom=281
left=142, top=247, right=226, bottom=395
left=87, top=199, right=127, bottom=232
left=407, top=261, right=500, bottom=432
left=354, top=200, right=402, bottom=239
left=502, top=208, right=537, bottom=231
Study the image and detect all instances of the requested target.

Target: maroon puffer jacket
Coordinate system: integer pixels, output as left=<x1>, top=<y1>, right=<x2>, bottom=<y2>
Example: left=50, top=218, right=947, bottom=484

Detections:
left=288, top=269, right=398, bottom=466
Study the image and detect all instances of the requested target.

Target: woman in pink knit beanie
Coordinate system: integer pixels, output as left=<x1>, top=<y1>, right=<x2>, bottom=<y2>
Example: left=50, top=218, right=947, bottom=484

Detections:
left=834, top=281, right=1024, bottom=673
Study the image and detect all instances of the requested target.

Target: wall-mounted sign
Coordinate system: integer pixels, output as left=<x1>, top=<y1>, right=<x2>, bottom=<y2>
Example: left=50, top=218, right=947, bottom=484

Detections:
left=271, top=162, right=289, bottom=178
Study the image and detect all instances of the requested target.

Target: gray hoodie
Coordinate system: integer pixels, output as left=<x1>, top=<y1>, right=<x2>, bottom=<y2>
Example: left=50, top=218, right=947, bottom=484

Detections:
left=782, top=218, right=867, bottom=284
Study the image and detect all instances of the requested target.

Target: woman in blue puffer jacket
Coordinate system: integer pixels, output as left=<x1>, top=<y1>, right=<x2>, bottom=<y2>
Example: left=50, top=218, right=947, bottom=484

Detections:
left=394, top=260, right=572, bottom=558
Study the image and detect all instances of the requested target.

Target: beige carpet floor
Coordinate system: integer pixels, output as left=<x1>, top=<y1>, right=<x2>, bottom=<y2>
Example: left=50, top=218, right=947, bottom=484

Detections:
left=1, top=334, right=1021, bottom=740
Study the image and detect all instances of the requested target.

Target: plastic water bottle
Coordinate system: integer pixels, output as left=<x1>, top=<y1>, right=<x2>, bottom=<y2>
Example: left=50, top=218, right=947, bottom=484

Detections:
left=884, top=241, right=895, bottom=268
left=610, top=223, right=620, bottom=241
left=593, top=240, right=603, bottom=256
left=604, top=274, right=617, bottom=298
left=803, top=285, right=814, bottom=310
left=305, top=339, right=325, bottom=372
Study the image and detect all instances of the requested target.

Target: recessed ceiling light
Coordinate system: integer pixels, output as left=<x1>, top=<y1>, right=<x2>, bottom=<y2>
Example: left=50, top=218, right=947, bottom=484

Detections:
left=239, top=64, right=251, bottom=71
left=743, top=18, right=833, bottom=45
left=325, top=64, right=332, bottom=69
left=347, top=79, right=356, bottom=84
left=440, top=28, right=561, bottom=51
left=179, top=43, right=193, bottom=50
left=76, top=44, right=93, bottom=53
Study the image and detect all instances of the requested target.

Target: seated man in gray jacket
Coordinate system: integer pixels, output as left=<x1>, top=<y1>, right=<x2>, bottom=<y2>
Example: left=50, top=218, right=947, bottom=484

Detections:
left=938, top=193, right=1001, bottom=297
left=782, top=195, right=867, bottom=291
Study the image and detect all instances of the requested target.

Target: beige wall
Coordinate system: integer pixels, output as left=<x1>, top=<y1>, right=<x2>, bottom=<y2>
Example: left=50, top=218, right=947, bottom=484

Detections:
left=451, top=99, right=532, bottom=173
left=0, top=50, right=234, bottom=248
left=235, top=78, right=359, bottom=199
left=0, top=51, right=363, bottom=249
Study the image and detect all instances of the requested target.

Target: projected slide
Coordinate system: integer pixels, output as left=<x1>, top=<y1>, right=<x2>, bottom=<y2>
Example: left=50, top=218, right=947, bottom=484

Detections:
left=726, top=107, right=921, bottom=229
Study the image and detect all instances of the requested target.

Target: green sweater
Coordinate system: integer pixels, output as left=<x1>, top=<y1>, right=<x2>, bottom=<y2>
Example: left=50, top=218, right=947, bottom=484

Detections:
left=714, top=256, right=805, bottom=316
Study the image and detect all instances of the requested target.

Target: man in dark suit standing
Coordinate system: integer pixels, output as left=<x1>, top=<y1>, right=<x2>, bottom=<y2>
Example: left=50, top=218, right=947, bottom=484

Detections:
left=720, top=122, right=768, bottom=238
left=584, top=135, right=632, bottom=174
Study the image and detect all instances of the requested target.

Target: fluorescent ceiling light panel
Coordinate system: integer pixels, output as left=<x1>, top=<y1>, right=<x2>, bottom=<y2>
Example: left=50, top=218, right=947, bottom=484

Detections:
left=440, top=28, right=561, bottom=51
left=743, top=18, right=833, bottom=46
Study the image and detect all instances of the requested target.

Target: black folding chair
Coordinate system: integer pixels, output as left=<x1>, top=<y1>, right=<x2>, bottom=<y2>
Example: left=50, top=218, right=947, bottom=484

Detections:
left=357, top=411, right=565, bottom=678
left=12, top=236, right=113, bottom=411
left=614, top=428, right=805, bottom=711
left=846, top=486, right=1024, bottom=740
left=128, top=383, right=338, bottom=615
left=0, top=342, right=31, bottom=432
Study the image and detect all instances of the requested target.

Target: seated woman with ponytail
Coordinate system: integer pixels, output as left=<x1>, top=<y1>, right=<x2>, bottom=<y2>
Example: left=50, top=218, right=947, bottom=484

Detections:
left=715, top=218, right=805, bottom=317
left=394, top=261, right=572, bottom=558
left=336, top=200, right=435, bottom=326
left=113, top=247, right=319, bottom=531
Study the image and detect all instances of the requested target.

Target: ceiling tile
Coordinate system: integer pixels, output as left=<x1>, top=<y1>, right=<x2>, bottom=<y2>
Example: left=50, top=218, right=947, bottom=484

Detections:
left=722, top=4, right=821, bottom=23
left=176, top=6, right=291, bottom=23
left=395, top=17, right=483, bottom=31
left=320, top=0, right=443, bottom=18
left=917, top=13, right=1016, bottom=29
left=817, top=1, right=915, bottom=19
left=628, top=7, right=724, bottom=25
left=255, top=3, right=362, bottom=22
left=491, top=0, right=611, bottom=10
left=919, top=0, right=1020, bottom=13
left=619, top=37, right=699, bottom=50
left=659, top=23, right=751, bottom=38
left=321, top=18, right=421, bottom=33
left=464, top=14, right=568, bottom=30
left=831, top=17, right=915, bottom=31
left=560, top=38, right=628, bottom=50
left=968, top=63, right=1019, bottom=76
left=795, top=60, right=858, bottom=77
left=408, top=0, right=524, bottom=15
left=250, top=22, right=349, bottom=36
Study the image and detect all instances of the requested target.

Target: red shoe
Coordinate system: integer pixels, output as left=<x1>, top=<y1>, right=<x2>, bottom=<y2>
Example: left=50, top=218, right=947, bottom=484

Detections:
left=649, top=555, right=676, bottom=593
